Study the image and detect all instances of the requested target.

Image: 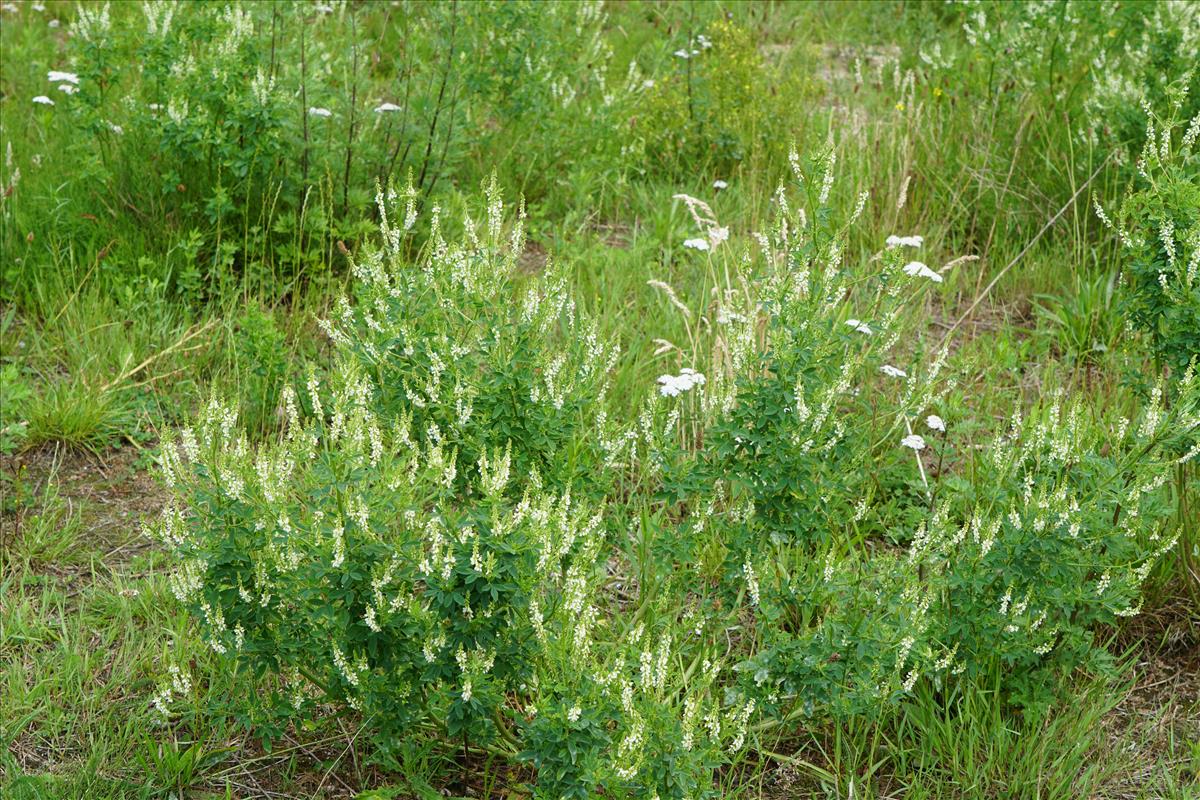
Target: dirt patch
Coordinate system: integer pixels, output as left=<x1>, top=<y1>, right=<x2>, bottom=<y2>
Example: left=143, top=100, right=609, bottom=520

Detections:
left=1, top=443, right=167, bottom=567
left=1099, top=597, right=1200, bottom=797
left=1104, top=651, right=1200, bottom=794
left=592, top=221, right=634, bottom=250
left=518, top=240, right=549, bottom=274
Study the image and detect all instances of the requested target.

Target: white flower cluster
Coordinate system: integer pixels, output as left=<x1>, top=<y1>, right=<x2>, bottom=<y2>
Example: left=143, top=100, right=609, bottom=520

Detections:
left=657, top=367, right=706, bottom=397
left=150, top=663, right=192, bottom=720
left=886, top=234, right=924, bottom=248
left=902, top=261, right=943, bottom=283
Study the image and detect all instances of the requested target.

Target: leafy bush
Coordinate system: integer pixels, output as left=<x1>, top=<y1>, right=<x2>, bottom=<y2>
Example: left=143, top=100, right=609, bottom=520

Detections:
left=1097, top=96, right=1200, bottom=378
left=151, top=158, right=1198, bottom=795
left=5, top=1, right=626, bottom=301
left=1096, top=95, right=1200, bottom=600
left=633, top=18, right=812, bottom=176
left=659, top=152, right=1199, bottom=714
left=152, top=182, right=774, bottom=797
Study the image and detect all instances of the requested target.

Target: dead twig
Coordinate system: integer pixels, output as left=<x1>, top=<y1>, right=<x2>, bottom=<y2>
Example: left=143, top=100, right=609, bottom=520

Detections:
left=942, top=154, right=1110, bottom=344
left=96, top=319, right=216, bottom=394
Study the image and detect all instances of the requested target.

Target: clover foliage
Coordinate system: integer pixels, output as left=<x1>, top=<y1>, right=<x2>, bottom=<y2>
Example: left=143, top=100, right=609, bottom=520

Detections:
left=151, top=155, right=1199, bottom=796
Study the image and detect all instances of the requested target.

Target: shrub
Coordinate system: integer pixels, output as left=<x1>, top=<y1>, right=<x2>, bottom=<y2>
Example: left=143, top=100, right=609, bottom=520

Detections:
left=657, top=150, right=1200, bottom=715
left=152, top=157, right=1198, bottom=794
left=6, top=1, right=625, bottom=301
left=632, top=17, right=813, bottom=177
left=1096, top=94, right=1200, bottom=379
left=1096, top=94, right=1200, bottom=600
left=152, top=182, right=767, bottom=797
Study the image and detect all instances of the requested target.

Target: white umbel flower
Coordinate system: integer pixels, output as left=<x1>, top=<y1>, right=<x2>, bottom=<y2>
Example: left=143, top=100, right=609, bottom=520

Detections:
left=657, top=368, right=706, bottom=397
left=886, top=234, right=923, bottom=248
left=308, top=106, right=333, bottom=118
left=880, top=365, right=907, bottom=379
left=902, top=261, right=943, bottom=283
left=845, top=318, right=873, bottom=335
left=32, top=95, right=55, bottom=106
left=713, top=179, right=728, bottom=190
left=901, top=434, right=927, bottom=450
left=682, top=237, right=710, bottom=251
left=47, top=70, right=79, bottom=85
left=374, top=102, right=401, bottom=113
left=926, top=414, right=946, bottom=432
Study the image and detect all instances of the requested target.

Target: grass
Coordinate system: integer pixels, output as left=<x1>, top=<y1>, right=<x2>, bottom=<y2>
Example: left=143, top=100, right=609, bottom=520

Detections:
left=2, top=0, right=1198, bottom=797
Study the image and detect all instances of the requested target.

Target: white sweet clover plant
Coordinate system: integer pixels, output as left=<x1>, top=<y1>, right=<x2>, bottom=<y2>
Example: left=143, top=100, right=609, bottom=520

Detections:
left=150, top=155, right=1198, bottom=795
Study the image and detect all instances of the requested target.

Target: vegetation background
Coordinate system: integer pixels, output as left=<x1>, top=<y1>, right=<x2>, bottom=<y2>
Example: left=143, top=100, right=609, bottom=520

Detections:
left=1, top=0, right=1198, bottom=798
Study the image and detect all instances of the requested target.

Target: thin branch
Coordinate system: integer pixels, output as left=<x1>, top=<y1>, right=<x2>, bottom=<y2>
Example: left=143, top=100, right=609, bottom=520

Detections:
left=341, top=9, right=360, bottom=219
left=416, top=0, right=458, bottom=192
left=96, top=319, right=216, bottom=394
left=941, top=154, right=1110, bottom=343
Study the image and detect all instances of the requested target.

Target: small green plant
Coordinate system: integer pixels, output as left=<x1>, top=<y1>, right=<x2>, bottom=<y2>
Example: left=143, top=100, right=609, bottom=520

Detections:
left=230, top=304, right=290, bottom=438
left=0, top=472, right=84, bottom=568
left=134, top=735, right=230, bottom=799
left=23, top=376, right=131, bottom=454
left=1033, top=270, right=1122, bottom=364
left=0, top=362, right=32, bottom=455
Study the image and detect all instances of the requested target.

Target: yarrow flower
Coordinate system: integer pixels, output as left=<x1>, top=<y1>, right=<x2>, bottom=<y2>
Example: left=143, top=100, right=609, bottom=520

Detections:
left=880, top=365, right=907, bottom=379
left=845, top=318, right=872, bottom=335
left=901, top=434, right=927, bottom=450
left=657, top=367, right=706, bottom=397
left=47, top=70, right=79, bottom=85
left=713, top=179, right=728, bottom=190
left=926, top=414, right=946, bottom=432
left=886, top=234, right=923, bottom=248
left=32, top=96, right=55, bottom=106
left=902, top=261, right=943, bottom=283
left=308, top=106, right=333, bottom=118
left=374, top=102, right=401, bottom=113
left=682, top=237, right=710, bottom=251
left=57, top=84, right=77, bottom=94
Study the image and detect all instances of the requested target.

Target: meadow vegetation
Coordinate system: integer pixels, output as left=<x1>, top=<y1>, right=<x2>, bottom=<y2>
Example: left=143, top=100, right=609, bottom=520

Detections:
left=1, top=1, right=1198, bottom=798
